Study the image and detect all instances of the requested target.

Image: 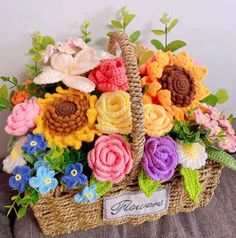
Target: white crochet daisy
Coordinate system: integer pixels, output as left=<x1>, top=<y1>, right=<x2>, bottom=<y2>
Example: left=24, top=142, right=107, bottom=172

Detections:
left=176, top=142, right=208, bottom=170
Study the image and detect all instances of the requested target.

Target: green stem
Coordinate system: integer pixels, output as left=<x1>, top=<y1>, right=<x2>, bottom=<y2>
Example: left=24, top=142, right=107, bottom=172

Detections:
left=165, top=25, right=168, bottom=51
left=34, top=62, right=38, bottom=76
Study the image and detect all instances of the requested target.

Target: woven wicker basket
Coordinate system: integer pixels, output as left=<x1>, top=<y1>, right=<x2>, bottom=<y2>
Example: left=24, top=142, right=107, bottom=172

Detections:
left=31, top=30, right=223, bottom=237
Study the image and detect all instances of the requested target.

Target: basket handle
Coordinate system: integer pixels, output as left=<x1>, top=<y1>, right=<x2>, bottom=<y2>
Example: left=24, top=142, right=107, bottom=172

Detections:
left=107, top=30, right=145, bottom=179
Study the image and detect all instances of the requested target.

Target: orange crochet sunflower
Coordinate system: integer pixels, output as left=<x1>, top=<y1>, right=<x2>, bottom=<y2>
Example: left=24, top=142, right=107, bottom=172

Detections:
left=141, top=50, right=210, bottom=120
left=34, top=87, right=101, bottom=149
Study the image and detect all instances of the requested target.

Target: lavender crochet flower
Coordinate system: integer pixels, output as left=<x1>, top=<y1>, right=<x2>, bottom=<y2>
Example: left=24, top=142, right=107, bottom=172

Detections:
left=141, top=136, right=179, bottom=181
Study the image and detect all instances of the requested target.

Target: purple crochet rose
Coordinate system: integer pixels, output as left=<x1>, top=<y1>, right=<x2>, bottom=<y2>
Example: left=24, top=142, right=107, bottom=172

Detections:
left=141, top=136, right=179, bottom=181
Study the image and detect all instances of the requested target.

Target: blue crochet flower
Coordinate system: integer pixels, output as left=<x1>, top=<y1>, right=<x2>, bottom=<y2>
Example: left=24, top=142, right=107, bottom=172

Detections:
left=74, top=184, right=98, bottom=203
left=29, top=165, right=58, bottom=195
left=34, top=153, right=48, bottom=170
left=22, top=134, right=47, bottom=155
left=9, top=166, right=31, bottom=193
left=61, top=163, right=88, bottom=189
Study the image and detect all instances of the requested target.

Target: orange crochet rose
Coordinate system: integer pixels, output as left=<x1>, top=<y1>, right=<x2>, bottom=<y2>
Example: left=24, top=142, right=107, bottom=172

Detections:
left=144, top=104, right=173, bottom=137
left=11, top=90, right=29, bottom=106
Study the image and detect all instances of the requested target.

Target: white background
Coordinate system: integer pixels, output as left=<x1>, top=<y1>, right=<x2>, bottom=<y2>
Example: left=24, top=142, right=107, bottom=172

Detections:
left=0, top=0, right=235, bottom=157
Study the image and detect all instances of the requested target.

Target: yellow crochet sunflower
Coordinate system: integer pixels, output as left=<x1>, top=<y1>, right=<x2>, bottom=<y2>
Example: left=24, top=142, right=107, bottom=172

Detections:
left=142, top=50, right=211, bottom=119
left=34, top=87, right=101, bottom=150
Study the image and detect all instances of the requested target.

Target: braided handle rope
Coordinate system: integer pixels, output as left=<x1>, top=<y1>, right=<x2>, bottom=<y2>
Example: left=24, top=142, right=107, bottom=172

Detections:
left=108, top=30, right=145, bottom=179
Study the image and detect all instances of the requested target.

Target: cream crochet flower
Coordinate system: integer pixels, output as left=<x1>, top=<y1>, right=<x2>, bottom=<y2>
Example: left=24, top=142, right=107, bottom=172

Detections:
left=3, top=137, right=27, bottom=174
left=96, top=90, right=132, bottom=134
left=177, top=142, right=208, bottom=170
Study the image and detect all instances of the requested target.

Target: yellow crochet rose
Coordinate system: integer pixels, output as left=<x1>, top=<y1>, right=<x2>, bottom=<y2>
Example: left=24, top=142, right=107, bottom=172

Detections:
left=96, top=90, right=132, bottom=134
left=144, top=104, right=173, bottom=137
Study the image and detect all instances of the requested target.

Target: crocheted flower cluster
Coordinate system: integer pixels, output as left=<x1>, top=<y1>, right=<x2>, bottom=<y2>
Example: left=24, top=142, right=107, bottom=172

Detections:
left=3, top=32, right=236, bottom=217
left=194, top=104, right=236, bottom=153
left=141, top=50, right=210, bottom=120
left=34, top=37, right=100, bottom=93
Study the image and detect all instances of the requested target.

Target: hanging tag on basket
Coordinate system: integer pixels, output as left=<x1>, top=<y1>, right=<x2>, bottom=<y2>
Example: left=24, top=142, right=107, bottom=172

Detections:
left=103, top=189, right=170, bottom=220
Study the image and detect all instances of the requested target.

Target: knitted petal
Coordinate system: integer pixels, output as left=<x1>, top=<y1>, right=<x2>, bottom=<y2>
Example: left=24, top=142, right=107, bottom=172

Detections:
left=33, top=66, right=65, bottom=85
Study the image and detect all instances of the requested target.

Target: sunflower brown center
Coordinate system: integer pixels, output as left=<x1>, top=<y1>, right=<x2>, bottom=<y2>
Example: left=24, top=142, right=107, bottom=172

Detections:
left=43, top=95, right=89, bottom=136
left=160, top=65, right=196, bottom=107
left=55, top=101, right=77, bottom=117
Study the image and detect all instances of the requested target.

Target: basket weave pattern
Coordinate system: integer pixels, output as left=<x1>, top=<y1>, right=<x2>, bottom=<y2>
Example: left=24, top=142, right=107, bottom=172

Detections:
left=31, top=31, right=223, bottom=237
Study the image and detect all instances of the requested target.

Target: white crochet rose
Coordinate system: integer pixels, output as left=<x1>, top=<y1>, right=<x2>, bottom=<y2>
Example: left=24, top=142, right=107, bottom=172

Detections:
left=3, top=137, right=27, bottom=174
left=176, top=142, right=208, bottom=170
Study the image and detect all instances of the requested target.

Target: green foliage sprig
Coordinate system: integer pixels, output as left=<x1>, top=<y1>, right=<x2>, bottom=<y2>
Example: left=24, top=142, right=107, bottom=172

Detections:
left=81, top=21, right=92, bottom=43
left=151, top=13, right=187, bottom=52
left=170, top=119, right=201, bottom=144
left=5, top=187, right=39, bottom=219
left=134, top=44, right=154, bottom=66
left=201, top=89, right=229, bottom=107
left=0, top=76, right=26, bottom=112
left=109, top=6, right=141, bottom=43
left=27, top=32, right=55, bottom=77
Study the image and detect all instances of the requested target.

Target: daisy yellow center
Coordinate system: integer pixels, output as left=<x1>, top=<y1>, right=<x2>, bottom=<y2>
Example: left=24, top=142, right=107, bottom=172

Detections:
left=183, top=144, right=200, bottom=160
left=15, top=174, right=22, bottom=181
left=30, top=141, right=38, bottom=147
left=71, top=169, right=78, bottom=177
left=44, top=178, right=52, bottom=184
left=85, top=192, right=94, bottom=199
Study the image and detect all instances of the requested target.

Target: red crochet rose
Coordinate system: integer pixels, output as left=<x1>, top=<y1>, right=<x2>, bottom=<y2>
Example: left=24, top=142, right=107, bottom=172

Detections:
left=88, top=58, right=128, bottom=92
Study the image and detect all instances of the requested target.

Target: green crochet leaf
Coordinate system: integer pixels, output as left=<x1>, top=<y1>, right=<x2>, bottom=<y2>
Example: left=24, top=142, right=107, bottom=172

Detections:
left=90, top=175, right=112, bottom=197
left=138, top=169, right=160, bottom=197
left=180, top=167, right=202, bottom=204
left=207, top=148, right=236, bottom=171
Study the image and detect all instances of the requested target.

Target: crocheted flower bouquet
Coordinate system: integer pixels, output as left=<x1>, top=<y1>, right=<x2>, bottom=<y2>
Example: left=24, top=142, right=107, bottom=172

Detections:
left=1, top=11, right=236, bottom=236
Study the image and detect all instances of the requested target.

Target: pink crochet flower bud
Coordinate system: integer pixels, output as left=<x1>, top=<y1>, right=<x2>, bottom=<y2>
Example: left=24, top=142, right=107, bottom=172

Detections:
left=5, top=97, right=40, bottom=136
left=218, top=135, right=236, bottom=153
left=88, top=134, right=133, bottom=183
left=88, top=58, right=128, bottom=92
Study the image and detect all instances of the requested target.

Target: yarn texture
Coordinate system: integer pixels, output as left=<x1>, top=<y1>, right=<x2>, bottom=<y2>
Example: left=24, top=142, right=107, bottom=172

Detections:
left=89, top=58, right=128, bottom=92
left=88, top=134, right=133, bottom=183
left=142, top=136, right=179, bottom=181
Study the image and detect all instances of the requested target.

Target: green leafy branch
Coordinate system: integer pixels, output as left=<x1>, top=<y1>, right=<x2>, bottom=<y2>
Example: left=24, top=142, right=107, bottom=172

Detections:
left=0, top=76, right=27, bottom=112
left=28, top=32, right=55, bottom=77
left=170, top=119, right=201, bottom=144
left=109, top=6, right=141, bottom=43
left=151, top=13, right=187, bottom=52
left=5, top=187, right=39, bottom=219
left=81, top=21, right=92, bottom=43
left=201, top=89, right=229, bottom=107
left=134, top=44, right=154, bottom=66
left=43, top=145, right=87, bottom=174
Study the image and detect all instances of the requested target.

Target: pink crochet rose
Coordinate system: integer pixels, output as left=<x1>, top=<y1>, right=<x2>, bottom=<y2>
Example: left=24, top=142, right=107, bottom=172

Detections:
left=5, top=97, right=40, bottom=136
left=88, top=58, right=128, bottom=92
left=88, top=134, right=133, bottom=183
